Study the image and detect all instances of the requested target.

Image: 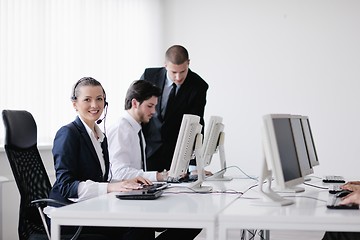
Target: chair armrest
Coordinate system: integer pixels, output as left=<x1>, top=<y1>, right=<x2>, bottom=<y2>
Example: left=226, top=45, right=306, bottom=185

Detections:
left=31, top=198, right=69, bottom=207
left=31, top=198, right=82, bottom=240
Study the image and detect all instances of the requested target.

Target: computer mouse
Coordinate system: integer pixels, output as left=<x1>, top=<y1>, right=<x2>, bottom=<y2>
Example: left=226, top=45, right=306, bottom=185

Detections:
left=335, top=190, right=352, bottom=198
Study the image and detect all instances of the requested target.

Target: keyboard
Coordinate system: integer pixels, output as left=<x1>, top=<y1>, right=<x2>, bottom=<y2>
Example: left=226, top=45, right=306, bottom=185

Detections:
left=326, top=194, right=359, bottom=209
left=116, top=189, right=163, bottom=200
left=328, top=185, right=343, bottom=194
left=140, top=183, right=169, bottom=191
left=323, top=175, right=345, bottom=183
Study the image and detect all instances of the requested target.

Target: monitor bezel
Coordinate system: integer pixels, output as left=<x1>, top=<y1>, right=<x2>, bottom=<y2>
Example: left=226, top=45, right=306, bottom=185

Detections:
left=263, top=114, right=305, bottom=190
left=168, top=114, right=202, bottom=180
left=201, top=116, right=224, bottom=167
left=300, top=115, right=319, bottom=167
left=290, top=115, right=314, bottom=176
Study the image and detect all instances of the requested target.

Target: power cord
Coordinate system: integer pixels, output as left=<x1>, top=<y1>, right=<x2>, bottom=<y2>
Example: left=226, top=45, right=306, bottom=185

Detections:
left=209, top=165, right=258, bottom=181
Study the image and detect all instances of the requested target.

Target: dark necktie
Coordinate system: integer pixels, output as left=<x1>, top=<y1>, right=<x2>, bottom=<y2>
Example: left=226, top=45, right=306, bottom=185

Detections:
left=138, top=130, right=146, bottom=170
left=165, top=83, right=176, bottom=119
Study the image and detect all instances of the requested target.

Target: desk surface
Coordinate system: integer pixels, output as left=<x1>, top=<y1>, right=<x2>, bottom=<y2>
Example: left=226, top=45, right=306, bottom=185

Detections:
left=51, top=178, right=258, bottom=240
left=0, top=176, right=9, bottom=182
left=218, top=180, right=360, bottom=239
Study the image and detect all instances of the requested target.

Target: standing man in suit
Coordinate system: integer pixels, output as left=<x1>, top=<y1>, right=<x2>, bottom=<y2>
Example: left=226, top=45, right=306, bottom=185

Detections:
left=140, top=44, right=208, bottom=173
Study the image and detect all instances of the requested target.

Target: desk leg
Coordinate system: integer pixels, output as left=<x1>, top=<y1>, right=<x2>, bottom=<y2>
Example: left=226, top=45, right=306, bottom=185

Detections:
left=206, top=227, right=215, bottom=240
left=265, top=230, right=270, bottom=240
left=50, top=220, right=60, bottom=240
left=0, top=184, right=2, bottom=240
left=218, top=225, right=227, bottom=240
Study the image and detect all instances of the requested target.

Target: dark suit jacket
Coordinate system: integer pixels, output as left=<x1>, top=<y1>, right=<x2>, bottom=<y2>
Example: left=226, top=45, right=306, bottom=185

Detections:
left=49, top=116, right=110, bottom=205
left=140, top=67, right=208, bottom=171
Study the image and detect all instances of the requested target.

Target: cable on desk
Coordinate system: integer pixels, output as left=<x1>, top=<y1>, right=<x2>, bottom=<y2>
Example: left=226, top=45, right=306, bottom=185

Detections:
left=308, top=175, right=323, bottom=180
left=209, top=165, right=258, bottom=181
left=240, top=182, right=259, bottom=196
left=163, top=187, right=244, bottom=195
left=284, top=195, right=327, bottom=203
left=303, top=182, right=329, bottom=190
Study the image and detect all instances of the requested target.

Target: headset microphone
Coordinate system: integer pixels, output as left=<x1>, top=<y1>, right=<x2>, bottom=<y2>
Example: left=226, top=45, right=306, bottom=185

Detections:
left=96, top=101, right=108, bottom=124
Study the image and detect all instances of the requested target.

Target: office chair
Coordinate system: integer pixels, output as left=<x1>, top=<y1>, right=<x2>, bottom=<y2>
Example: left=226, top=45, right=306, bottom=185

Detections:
left=1, top=110, right=83, bottom=240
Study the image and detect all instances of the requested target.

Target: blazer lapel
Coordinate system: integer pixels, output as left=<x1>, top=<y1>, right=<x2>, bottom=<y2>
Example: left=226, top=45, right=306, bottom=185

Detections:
left=157, top=69, right=167, bottom=122
left=73, top=117, right=102, bottom=169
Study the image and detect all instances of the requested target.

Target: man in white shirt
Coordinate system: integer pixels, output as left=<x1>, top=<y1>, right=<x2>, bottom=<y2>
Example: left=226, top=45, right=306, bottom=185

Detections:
left=108, top=79, right=202, bottom=240
left=108, top=80, right=167, bottom=181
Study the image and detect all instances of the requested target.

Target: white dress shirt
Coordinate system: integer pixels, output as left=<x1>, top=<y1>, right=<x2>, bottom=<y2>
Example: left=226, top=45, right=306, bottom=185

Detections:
left=108, top=111, right=158, bottom=181
left=76, top=117, right=108, bottom=201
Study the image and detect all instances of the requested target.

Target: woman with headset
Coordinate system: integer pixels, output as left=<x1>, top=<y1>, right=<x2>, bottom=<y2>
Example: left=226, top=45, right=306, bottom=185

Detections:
left=46, top=77, right=154, bottom=239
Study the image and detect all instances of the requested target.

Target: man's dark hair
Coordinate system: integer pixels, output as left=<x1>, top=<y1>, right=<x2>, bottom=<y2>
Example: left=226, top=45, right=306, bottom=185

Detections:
left=165, top=45, right=189, bottom=65
left=125, top=80, right=161, bottom=110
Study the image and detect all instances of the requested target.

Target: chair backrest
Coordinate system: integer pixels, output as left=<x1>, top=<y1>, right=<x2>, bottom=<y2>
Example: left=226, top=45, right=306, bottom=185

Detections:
left=2, top=110, right=52, bottom=240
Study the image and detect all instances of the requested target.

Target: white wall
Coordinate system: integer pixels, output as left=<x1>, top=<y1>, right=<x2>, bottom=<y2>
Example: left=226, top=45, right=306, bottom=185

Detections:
left=163, top=0, right=360, bottom=179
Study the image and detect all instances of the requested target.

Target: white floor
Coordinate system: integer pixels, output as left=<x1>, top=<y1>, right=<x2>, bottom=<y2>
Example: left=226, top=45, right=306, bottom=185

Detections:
left=195, top=229, right=325, bottom=240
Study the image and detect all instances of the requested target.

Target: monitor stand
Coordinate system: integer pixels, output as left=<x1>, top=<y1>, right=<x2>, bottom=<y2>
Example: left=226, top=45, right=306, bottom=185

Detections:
left=273, top=186, right=305, bottom=193
left=205, top=132, right=232, bottom=181
left=189, top=134, right=213, bottom=193
left=257, top=157, right=294, bottom=206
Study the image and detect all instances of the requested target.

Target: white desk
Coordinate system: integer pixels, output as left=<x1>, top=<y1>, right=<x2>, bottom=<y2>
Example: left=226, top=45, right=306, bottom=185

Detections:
left=51, top=179, right=257, bottom=240
left=219, top=182, right=360, bottom=239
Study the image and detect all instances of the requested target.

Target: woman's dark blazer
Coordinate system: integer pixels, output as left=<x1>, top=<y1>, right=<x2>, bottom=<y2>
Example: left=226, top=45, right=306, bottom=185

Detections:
left=49, top=116, right=110, bottom=205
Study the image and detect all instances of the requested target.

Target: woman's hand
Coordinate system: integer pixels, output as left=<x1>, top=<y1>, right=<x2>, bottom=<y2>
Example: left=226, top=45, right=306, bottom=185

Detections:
left=107, top=176, right=152, bottom=193
left=341, top=182, right=360, bottom=192
left=340, top=190, right=360, bottom=205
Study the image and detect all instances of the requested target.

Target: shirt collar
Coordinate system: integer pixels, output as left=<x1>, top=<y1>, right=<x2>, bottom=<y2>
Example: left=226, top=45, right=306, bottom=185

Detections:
left=79, top=116, right=105, bottom=142
left=124, top=110, right=142, bottom=133
left=165, top=73, right=173, bottom=87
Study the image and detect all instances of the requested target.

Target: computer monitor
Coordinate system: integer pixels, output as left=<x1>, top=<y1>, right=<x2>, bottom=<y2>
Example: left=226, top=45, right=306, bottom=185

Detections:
left=259, top=114, right=304, bottom=206
left=300, top=115, right=319, bottom=167
left=291, top=115, right=314, bottom=177
left=167, top=114, right=212, bottom=192
left=201, top=116, right=232, bottom=181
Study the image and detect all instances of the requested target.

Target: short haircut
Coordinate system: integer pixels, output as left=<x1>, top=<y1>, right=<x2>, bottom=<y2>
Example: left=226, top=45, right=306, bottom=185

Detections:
left=125, top=80, right=161, bottom=110
left=165, top=45, right=189, bottom=65
left=71, top=77, right=106, bottom=101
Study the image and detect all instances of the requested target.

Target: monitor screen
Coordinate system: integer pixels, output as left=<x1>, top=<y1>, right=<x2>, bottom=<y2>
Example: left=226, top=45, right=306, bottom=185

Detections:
left=290, top=116, right=314, bottom=176
left=201, top=116, right=224, bottom=166
left=168, top=114, right=202, bottom=180
left=167, top=114, right=213, bottom=192
left=301, top=116, right=319, bottom=167
left=201, top=116, right=231, bottom=181
left=271, top=117, right=303, bottom=185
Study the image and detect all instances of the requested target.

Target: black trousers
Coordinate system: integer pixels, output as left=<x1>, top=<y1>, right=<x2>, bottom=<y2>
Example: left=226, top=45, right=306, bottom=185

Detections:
left=62, top=226, right=201, bottom=240
left=322, top=231, right=360, bottom=240
left=61, top=225, right=154, bottom=240
left=155, top=228, right=202, bottom=240
left=55, top=223, right=201, bottom=240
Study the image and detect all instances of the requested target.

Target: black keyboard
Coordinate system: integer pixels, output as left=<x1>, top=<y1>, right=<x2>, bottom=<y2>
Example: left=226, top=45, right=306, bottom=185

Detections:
left=326, top=194, right=359, bottom=209
left=323, top=175, right=345, bottom=183
left=116, top=189, right=163, bottom=200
